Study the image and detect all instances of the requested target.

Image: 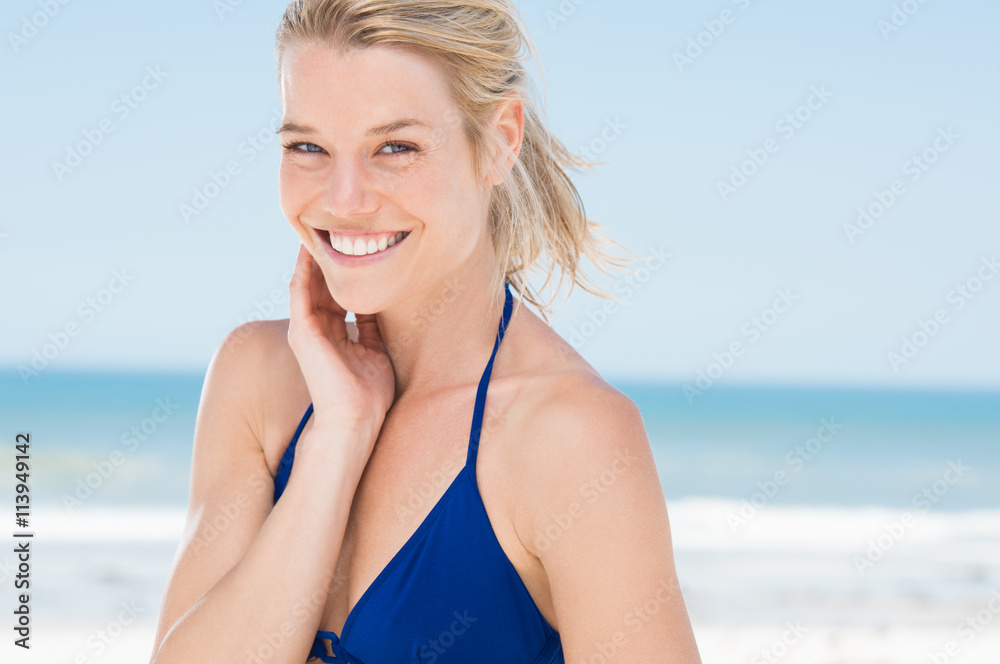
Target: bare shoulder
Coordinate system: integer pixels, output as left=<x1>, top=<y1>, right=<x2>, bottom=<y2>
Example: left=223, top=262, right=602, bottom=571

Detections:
left=213, top=318, right=311, bottom=476
left=510, top=360, right=652, bottom=492
left=504, top=305, right=650, bottom=466
left=500, top=309, right=658, bottom=540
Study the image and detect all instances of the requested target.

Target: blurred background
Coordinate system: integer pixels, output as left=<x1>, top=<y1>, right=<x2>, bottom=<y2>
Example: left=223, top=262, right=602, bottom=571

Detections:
left=1, top=0, right=998, bottom=662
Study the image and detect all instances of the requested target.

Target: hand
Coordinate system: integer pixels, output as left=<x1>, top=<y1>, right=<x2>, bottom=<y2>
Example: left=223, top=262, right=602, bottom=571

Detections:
left=287, top=244, right=395, bottom=441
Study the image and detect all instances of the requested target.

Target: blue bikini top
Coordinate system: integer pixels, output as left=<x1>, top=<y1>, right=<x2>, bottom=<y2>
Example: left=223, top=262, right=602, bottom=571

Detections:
left=273, top=281, right=564, bottom=663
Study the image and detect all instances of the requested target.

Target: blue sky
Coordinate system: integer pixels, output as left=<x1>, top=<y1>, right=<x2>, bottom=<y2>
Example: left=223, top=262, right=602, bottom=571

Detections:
left=1, top=0, right=997, bottom=388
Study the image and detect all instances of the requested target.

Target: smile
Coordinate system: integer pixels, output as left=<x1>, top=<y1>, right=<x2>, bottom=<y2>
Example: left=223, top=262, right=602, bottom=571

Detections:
left=328, top=230, right=411, bottom=256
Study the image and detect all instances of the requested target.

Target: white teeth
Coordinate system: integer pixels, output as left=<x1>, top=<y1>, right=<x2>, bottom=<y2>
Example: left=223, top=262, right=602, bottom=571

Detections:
left=330, top=231, right=407, bottom=256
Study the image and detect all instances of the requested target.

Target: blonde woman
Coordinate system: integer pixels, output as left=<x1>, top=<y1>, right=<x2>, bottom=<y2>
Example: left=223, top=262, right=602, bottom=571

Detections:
left=150, top=1, right=701, bottom=662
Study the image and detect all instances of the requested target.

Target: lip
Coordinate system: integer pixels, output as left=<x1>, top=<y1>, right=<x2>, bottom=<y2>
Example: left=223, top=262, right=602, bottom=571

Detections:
left=318, top=229, right=411, bottom=266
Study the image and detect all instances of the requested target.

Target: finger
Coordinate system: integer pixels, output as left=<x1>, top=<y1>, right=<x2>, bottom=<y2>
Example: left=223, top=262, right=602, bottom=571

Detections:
left=308, top=252, right=349, bottom=345
left=354, top=313, right=386, bottom=353
left=288, top=245, right=348, bottom=346
left=288, top=244, right=313, bottom=330
left=310, top=253, right=348, bottom=318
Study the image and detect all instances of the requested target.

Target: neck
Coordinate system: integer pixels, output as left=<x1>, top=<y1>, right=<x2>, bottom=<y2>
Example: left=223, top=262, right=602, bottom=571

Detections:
left=374, top=260, right=508, bottom=401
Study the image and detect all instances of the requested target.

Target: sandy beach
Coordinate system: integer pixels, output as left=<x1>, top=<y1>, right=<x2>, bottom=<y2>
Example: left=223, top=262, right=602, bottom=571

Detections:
left=5, top=499, right=999, bottom=663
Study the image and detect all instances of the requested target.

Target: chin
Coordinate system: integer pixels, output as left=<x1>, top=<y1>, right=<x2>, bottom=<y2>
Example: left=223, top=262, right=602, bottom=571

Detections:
left=326, top=281, right=392, bottom=317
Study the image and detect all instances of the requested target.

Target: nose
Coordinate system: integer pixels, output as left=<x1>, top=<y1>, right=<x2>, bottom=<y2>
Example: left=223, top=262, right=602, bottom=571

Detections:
left=323, top=155, right=378, bottom=218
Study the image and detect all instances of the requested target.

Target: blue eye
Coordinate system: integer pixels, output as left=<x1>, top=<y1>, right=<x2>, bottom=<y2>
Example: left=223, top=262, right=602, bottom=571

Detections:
left=281, top=141, right=324, bottom=154
left=379, top=142, right=415, bottom=156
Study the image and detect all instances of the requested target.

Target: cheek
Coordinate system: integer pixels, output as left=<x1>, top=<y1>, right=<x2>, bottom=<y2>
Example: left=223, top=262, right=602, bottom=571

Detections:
left=278, top=165, right=311, bottom=224
left=277, top=171, right=319, bottom=250
left=406, top=172, right=482, bottom=251
left=426, top=149, right=488, bottom=235
left=277, top=166, right=296, bottom=213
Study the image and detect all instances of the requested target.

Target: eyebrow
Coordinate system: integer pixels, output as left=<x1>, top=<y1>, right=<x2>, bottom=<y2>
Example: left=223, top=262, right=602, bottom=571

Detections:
left=275, top=118, right=431, bottom=136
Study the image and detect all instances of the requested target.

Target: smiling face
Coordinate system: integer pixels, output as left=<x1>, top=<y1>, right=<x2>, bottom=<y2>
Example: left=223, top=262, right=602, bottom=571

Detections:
left=277, top=42, right=495, bottom=313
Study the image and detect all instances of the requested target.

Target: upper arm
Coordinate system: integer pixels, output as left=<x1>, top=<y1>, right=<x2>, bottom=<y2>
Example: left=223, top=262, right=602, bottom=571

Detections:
left=520, top=382, right=702, bottom=663
left=150, top=321, right=281, bottom=656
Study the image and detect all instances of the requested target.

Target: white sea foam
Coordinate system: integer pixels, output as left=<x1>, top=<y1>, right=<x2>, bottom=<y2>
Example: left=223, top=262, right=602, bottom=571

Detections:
left=28, top=497, right=1000, bottom=554
left=30, top=505, right=187, bottom=542
left=666, top=496, right=1000, bottom=554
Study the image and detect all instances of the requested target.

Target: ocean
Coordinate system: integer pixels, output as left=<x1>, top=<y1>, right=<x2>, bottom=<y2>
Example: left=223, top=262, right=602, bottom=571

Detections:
left=2, top=369, right=998, bottom=662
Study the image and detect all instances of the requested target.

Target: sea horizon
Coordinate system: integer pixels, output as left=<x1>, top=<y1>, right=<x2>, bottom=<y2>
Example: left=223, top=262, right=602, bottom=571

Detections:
left=2, top=367, right=997, bottom=510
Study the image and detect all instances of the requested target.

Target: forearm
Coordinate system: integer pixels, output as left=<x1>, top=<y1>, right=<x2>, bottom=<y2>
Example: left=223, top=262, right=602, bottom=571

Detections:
left=152, top=426, right=371, bottom=664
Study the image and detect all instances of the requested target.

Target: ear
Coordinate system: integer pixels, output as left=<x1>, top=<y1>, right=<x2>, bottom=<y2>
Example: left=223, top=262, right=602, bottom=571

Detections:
left=484, top=93, right=524, bottom=186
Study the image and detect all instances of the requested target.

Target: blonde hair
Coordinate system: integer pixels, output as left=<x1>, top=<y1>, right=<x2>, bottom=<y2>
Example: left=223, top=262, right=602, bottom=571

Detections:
left=275, top=0, right=639, bottom=323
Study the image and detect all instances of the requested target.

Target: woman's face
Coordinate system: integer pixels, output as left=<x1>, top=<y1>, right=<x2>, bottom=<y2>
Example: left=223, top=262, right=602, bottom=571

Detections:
left=278, top=43, right=493, bottom=313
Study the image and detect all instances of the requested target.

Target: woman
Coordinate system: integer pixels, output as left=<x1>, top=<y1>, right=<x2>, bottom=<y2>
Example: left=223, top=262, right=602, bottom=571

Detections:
left=150, top=1, right=702, bottom=662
